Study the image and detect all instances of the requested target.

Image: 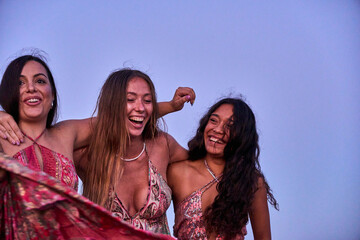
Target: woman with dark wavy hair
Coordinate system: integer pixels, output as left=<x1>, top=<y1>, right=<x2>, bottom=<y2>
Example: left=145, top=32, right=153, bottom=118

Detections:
left=168, top=97, right=279, bottom=240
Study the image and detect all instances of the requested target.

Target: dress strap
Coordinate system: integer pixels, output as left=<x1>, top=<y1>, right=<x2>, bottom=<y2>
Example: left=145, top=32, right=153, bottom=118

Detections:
left=199, top=176, right=222, bottom=194
left=22, top=129, right=46, bottom=144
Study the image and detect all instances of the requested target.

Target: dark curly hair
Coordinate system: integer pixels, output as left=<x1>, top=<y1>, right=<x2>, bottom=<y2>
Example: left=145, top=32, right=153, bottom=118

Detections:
left=188, top=97, right=279, bottom=239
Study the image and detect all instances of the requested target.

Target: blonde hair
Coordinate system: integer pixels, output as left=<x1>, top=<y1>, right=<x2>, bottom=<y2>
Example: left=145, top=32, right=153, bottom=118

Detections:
left=82, top=69, right=158, bottom=208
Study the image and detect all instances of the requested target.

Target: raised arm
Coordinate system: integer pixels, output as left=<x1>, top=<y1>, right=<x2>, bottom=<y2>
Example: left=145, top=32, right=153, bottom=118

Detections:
left=158, top=87, right=196, bottom=117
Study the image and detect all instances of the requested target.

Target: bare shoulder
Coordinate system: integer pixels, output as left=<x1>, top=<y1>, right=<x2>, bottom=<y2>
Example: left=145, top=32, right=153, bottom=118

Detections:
left=154, top=131, right=175, bottom=144
left=167, top=160, right=201, bottom=186
left=51, top=118, right=94, bottom=149
left=53, top=118, right=92, bottom=132
left=256, top=176, right=267, bottom=190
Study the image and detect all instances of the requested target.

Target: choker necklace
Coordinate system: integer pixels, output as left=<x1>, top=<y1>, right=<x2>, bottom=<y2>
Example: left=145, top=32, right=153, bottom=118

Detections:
left=204, top=159, right=221, bottom=183
left=121, top=142, right=146, bottom=162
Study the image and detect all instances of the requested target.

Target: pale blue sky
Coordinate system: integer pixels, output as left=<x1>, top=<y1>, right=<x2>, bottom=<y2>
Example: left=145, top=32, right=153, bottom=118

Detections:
left=1, top=1, right=359, bottom=239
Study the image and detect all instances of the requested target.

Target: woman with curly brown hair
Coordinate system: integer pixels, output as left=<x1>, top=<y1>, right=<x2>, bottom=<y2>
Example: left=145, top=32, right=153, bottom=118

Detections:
left=168, top=97, right=279, bottom=240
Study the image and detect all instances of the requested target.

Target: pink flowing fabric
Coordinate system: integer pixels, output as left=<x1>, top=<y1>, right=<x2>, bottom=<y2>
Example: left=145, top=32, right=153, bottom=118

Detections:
left=0, top=153, right=174, bottom=240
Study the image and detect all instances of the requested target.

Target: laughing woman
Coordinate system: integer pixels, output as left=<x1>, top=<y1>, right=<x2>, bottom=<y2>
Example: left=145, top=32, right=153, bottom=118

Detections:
left=81, top=69, right=192, bottom=234
left=168, top=98, right=279, bottom=240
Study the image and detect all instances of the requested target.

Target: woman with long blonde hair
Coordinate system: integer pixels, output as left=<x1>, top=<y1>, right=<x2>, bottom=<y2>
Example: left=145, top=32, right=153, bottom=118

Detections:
left=81, top=69, right=193, bottom=234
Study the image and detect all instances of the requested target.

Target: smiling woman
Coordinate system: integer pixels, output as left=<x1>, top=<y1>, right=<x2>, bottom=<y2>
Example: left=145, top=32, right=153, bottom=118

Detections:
left=0, top=55, right=80, bottom=189
left=82, top=69, right=194, bottom=234
left=168, top=97, right=279, bottom=240
left=18, top=61, right=54, bottom=124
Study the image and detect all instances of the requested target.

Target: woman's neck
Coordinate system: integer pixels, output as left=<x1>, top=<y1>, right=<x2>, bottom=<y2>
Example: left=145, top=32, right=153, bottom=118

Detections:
left=19, top=121, right=47, bottom=139
left=204, top=154, right=226, bottom=175
left=125, top=136, right=145, bottom=158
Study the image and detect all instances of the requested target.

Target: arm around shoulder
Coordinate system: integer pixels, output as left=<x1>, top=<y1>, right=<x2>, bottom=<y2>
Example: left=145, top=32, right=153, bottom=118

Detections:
left=163, top=132, right=188, bottom=164
left=55, top=117, right=96, bottom=150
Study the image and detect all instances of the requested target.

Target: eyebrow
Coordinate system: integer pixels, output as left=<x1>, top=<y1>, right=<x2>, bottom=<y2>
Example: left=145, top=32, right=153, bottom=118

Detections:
left=210, top=113, right=234, bottom=121
left=20, top=73, right=48, bottom=78
left=127, top=92, right=152, bottom=96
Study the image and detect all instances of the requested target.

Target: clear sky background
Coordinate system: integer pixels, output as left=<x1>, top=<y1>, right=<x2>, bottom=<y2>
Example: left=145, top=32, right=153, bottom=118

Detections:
left=1, top=1, right=359, bottom=239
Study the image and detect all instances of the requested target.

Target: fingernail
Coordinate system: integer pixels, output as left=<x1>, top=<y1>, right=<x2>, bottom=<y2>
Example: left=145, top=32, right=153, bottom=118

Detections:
left=16, top=141, right=20, bottom=146
left=186, top=95, right=190, bottom=101
left=12, top=141, right=16, bottom=145
left=20, top=139, right=24, bottom=143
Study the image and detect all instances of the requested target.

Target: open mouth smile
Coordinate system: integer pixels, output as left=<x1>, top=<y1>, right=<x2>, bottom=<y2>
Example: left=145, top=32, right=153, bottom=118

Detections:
left=209, top=136, right=225, bottom=144
left=24, top=97, right=42, bottom=105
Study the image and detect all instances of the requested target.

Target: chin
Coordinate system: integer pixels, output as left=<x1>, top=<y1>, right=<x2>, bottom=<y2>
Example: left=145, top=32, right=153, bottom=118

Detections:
left=129, top=131, right=144, bottom=138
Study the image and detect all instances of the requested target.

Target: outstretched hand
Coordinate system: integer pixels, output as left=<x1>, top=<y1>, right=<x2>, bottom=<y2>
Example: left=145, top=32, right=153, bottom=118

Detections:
left=0, top=111, right=23, bottom=145
left=169, top=87, right=196, bottom=112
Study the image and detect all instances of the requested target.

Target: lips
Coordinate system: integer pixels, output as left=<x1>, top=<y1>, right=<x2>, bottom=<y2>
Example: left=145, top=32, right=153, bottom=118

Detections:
left=128, top=116, right=146, bottom=129
left=209, top=136, right=225, bottom=144
left=23, top=96, right=42, bottom=105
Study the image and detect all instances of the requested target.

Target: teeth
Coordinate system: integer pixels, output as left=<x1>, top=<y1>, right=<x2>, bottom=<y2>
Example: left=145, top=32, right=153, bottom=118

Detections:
left=210, top=137, right=223, bottom=143
left=27, top=98, right=39, bottom=103
left=129, top=116, right=144, bottom=122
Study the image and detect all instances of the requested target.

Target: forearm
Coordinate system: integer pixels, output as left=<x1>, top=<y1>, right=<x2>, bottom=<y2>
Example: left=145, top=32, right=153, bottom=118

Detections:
left=158, top=101, right=176, bottom=118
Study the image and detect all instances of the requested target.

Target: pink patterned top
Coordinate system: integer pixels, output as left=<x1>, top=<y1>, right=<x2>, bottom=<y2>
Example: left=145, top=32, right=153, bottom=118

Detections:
left=173, top=178, right=247, bottom=240
left=110, top=159, right=172, bottom=235
left=12, top=131, right=78, bottom=190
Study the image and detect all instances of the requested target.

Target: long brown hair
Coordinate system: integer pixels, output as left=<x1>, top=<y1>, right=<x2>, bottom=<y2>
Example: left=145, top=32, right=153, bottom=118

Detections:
left=82, top=69, right=159, bottom=208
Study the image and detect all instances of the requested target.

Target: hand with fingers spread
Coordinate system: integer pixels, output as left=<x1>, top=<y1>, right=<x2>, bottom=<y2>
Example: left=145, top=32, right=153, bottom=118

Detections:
left=0, top=111, right=23, bottom=145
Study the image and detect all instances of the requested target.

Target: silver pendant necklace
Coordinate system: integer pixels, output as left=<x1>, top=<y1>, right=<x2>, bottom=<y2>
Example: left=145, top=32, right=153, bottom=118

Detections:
left=204, top=159, right=221, bottom=182
left=121, top=142, right=146, bottom=162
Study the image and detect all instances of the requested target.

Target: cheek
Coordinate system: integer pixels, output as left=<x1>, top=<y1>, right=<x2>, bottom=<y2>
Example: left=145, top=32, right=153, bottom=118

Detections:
left=147, top=104, right=154, bottom=116
left=204, top=124, right=211, bottom=134
left=126, top=102, right=132, bottom=114
left=44, top=87, right=54, bottom=99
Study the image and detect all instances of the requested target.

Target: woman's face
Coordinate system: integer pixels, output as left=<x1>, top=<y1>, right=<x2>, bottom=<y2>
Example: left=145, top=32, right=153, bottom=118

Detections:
left=204, top=103, right=234, bottom=158
left=126, top=77, right=153, bottom=138
left=18, top=60, right=54, bottom=123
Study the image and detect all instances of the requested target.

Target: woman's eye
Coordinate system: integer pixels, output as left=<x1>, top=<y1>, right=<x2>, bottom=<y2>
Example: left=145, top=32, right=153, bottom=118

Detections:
left=36, top=79, right=46, bottom=84
left=37, top=79, right=45, bottom=83
left=144, top=99, right=152, bottom=103
left=127, top=98, right=135, bottom=102
left=209, top=118, right=217, bottom=123
left=19, top=80, right=24, bottom=86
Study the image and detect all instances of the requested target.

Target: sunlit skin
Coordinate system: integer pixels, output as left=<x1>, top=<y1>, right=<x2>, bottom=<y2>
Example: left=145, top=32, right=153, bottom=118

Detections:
left=18, top=61, right=54, bottom=125
left=126, top=77, right=153, bottom=139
